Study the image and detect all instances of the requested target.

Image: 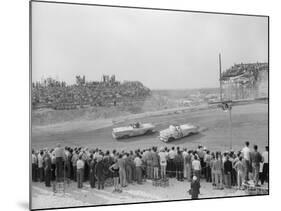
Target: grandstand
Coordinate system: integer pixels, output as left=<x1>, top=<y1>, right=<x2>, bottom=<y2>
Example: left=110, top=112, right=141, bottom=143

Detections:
left=221, top=62, right=268, bottom=100
left=32, top=75, right=151, bottom=110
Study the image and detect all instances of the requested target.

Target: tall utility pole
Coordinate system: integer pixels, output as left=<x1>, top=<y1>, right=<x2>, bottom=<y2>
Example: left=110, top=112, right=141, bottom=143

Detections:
left=219, top=53, right=233, bottom=150
left=228, top=106, right=233, bottom=150
left=219, top=53, right=223, bottom=101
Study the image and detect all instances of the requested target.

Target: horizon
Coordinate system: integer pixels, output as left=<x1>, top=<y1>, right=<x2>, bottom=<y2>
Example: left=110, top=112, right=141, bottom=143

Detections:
left=31, top=59, right=268, bottom=90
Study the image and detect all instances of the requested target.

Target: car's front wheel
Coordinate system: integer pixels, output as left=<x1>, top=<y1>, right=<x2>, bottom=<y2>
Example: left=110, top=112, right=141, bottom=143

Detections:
left=168, top=137, right=175, bottom=142
left=145, top=129, right=154, bottom=135
left=122, top=135, right=130, bottom=139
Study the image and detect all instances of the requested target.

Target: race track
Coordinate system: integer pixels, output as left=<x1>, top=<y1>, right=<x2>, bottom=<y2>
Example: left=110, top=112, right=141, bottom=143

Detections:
left=31, top=103, right=268, bottom=152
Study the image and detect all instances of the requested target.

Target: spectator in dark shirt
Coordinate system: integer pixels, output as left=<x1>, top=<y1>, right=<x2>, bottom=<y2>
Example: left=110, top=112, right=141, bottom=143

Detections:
left=204, top=150, right=212, bottom=182
left=71, top=150, right=78, bottom=182
left=261, top=146, right=269, bottom=185
left=95, top=157, right=105, bottom=190
left=64, top=147, right=72, bottom=184
left=89, top=154, right=96, bottom=188
left=31, top=149, right=38, bottom=182
left=109, top=160, right=121, bottom=192
left=146, top=149, right=153, bottom=179
left=224, top=155, right=232, bottom=188
left=174, top=150, right=184, bottom=181
left=189, top=176, right=200, bottom=199
left=43, top=152, right=52, bottom=187
left=125, top=154, right=133, bottom=184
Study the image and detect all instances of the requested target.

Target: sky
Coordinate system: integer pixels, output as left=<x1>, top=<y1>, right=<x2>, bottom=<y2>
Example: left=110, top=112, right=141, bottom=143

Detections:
left=31, top=2, right=268, bottom=89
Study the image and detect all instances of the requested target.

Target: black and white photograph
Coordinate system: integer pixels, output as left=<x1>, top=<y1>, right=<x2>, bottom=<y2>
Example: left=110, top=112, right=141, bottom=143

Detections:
left=30, top=0, right=269, bottom=210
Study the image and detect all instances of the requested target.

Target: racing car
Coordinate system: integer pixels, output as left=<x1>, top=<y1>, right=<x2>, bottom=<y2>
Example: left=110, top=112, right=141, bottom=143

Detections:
left=159, top=124, right=199, bottom=142
left=112, top=122, right=156, bottom=139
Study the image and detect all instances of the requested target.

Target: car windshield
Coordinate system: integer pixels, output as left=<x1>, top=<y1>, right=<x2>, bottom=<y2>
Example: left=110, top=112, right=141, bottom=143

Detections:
left=134, top=122, right=140, bottom=128
left=169, top=125, right=176, bottom=130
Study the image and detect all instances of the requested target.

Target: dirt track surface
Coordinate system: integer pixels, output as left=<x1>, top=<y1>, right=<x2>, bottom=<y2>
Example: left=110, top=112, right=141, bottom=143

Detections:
left=31, top=103, right=268, bottom=152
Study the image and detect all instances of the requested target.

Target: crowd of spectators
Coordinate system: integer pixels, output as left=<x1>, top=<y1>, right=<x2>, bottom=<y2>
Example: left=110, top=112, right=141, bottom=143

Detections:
left=32, top=76, right=151, bottom=109
left=31, top=141, right=269, bottom=195
left=222, top=62, right=268, bottom=80
left=220, top=62, right=268, bottom=100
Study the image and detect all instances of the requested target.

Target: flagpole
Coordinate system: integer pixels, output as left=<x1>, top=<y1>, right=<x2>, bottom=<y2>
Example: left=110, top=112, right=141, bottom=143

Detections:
left=219, top=53, right=222, bottom=101
left=229, top=106, right=233, bottom=150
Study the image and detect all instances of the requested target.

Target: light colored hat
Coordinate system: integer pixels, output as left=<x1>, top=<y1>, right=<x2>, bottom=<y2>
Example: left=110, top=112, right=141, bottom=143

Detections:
left=193, top=176, right=197, bottom=181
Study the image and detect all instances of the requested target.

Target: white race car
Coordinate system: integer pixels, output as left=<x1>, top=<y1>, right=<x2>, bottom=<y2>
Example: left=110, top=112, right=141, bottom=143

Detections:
left=112, top=122, right=156, bottom=139
left=159, top=124, right=199, bottom=142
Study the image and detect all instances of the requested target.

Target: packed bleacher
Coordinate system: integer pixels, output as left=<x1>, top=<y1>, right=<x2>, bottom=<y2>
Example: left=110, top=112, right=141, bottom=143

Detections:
left=32, top=75, right=151, bottom=110
left=220, top=62, right=268, bottom=100
left=221, top=62, right=268, bottom=80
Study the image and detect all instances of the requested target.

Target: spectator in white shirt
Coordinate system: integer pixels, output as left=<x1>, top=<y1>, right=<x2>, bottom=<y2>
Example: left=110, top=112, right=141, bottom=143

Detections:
left=234, top=156, right=244, bottom=189
left=192, top=155, right=201, bottom=181
left=76, top=157, right=85, bottom=188
left=241, top=141, right=251, bottom=183
left=134, top=154, right=143, bottom=184
left=38, top=150, right=44, bottom=182
left=185, top=151, right=193, bottom=181
left=54, top=143, right=65, bottom=182
left=168, top=147, right=176, bottom=159
left=261, top=146, right=269, bottom=185
left=93, top=149, right=101, bottom=160
left=159, top=148, right=167, bottom=179
left=182, top=149, right=188, bottom=179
